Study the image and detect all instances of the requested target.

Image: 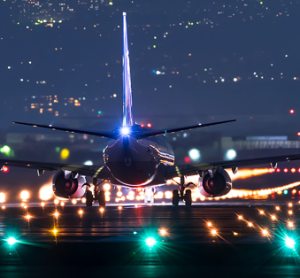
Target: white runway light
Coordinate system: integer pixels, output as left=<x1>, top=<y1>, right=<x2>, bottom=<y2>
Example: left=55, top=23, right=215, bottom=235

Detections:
left=188, top=148, right=200, bottom=161
left=83, top=160, right=93, bottom=166
left=225, top=149, right=237, bottom=160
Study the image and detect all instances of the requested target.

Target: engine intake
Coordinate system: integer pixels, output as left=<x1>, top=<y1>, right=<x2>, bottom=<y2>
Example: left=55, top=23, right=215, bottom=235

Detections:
left=198, top=169, right=232, bottom=197
left=52, top=170, right=87, bottom=198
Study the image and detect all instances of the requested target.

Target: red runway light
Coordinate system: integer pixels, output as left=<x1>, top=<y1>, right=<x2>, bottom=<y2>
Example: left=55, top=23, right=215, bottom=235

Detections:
left=269, top=168, right=275, bottom=173
left=141, top=124, right=144, bottom=128
left=147, top=123, right=152, bottom=128
left=276, top=168, right=281, bottom=173
left=290, top=109, right=295, bottom=114
left=291, top=168, right=296, bottom=173
left=2, top=166, right=9, bottom=173
left=297, top=132, right=300, bottom=136
left=284, top=168, right=288, bottom=173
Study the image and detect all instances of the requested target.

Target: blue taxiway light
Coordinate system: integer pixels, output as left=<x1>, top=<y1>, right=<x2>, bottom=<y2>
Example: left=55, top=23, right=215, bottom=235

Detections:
left=285, top=237, right=296, bottom=249
left=145, top=237, right=156, bottom=247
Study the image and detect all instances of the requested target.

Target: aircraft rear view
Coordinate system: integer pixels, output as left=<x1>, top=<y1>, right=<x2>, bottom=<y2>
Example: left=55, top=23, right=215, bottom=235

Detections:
left=9, top=13, right=300, bottom=208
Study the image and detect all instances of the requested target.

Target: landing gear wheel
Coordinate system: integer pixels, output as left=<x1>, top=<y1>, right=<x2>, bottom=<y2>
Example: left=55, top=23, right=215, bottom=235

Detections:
left=185, top=190, right=192, bottom=206
left=172, top=190, right=179, bottom=206
left=98, top=190, right=105, bottom=207
left=86, top=190, right=93, bottom=207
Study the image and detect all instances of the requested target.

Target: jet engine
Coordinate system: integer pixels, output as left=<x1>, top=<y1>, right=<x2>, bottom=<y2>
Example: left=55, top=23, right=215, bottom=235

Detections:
left=198, top=169, right=232, bottom=197
left=52, top=170, right=87, bottom=198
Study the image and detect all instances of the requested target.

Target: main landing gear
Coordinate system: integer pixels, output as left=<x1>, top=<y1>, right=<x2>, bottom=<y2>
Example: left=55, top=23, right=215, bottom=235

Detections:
left=172, top=176, right=192, bottom=206
left=144, top=188, right=154, bottom=205
left=85, top=178, right=106, bottom=207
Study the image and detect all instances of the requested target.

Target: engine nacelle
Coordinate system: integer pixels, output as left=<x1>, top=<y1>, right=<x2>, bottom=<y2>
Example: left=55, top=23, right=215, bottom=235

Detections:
left=198, top=169, right=232, bottom=197
left=52, top=170, right=87, bottom=198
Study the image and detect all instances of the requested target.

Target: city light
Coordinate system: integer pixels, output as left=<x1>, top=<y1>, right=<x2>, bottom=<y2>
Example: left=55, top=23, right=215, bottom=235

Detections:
left=145, top=237, right=156, bottom=247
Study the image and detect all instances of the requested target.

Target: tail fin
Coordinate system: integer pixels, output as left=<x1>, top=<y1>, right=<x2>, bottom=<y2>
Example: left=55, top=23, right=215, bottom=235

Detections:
left=122, top=12, right=134, bottom=127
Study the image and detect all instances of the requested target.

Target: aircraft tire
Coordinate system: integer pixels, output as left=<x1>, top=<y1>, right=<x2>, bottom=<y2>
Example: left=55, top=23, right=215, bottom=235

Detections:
left=172, top=190, right=179, bottom=206
left=185, top=190, right=192, bottom=206
left=86, top=190, right=93, bottom=207
left=98, top=190, right=106, bottom=207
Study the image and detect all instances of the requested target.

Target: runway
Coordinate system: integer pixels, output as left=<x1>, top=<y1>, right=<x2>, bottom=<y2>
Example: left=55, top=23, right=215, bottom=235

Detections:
left=0, top=203, right=299, bottom=277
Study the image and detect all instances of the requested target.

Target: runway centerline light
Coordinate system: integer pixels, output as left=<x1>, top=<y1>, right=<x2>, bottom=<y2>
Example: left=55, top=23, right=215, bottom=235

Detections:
left=118, top=206, right=122, bottom=210
left=20, top=190, right=30, bottom=201
left=52, top=228, right=58, bottom=236
left=53, top=211, right=59, bottom=218
left=78, top=209, right=83, bottom=215
left=248, top=222, right=253, bottom=227
left=288, top=210, right=293, bottom=215
left=145, top=237, right=156, bottom=247
left=225, top=149, right=236, bottom=160
left=25, top=214, right=31, bottom=220
left=211, top=229, right=217, bottom=236
left=54, top=199, right=59, bottom=205
left=6, top=237, right=17, bottom=246
left=288, top=202, right=293, bottom=207
left=207, top=222, right=212, bottom=227
left=262, top=229, right=269, bottom=236
left=285, top=237, right=296, bottom=249
left=1, top=205, right=6, bottom=210
left=288, top=221, right=294, bottom=228
left=259, top=210, right=265, bottom=215
left=275, top=206, right=280, bottom=211
left=238, top=215, right=243, bottom=220
left=160, top=229, right=167, bottom=236
left=99, top=207, right=104, bottom=213
left=271, top=215, right=276, bottom=220
left=72, top=199, right=77, bottom=205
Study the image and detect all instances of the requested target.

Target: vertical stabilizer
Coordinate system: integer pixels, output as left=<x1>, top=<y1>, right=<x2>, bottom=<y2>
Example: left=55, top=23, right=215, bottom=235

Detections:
left=122, top=12, right=134, bottom=127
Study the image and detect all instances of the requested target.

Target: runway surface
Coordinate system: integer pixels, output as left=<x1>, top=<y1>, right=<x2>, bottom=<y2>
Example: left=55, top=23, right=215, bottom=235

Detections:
left=0, top=202, right=300, bottom=277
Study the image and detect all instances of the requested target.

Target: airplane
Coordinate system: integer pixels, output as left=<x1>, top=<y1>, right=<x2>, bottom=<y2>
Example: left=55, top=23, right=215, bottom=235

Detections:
left=2, top=12, right=300, bottom=207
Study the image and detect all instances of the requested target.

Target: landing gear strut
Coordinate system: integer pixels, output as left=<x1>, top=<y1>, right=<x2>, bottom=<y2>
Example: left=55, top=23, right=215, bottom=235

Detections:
left=144, top=188, right=154, bottom=205
left=172, top=176, right=192, bottom=206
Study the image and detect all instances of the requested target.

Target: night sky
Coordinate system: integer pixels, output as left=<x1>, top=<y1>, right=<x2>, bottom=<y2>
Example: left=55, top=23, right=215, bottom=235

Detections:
left=0, top=0, right=299, bottom=136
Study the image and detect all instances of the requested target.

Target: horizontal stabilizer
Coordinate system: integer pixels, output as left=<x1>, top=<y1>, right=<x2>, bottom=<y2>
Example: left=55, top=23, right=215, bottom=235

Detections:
left=13, top=121, right=117, bottom=139
left=135, top=119, right=236, bottom=139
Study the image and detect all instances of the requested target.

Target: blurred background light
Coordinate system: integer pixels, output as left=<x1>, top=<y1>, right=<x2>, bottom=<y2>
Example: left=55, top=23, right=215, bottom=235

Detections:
left=188, top=148, right=200, bottom=161
left=39, top=184, right=54, bottom=201
left=225, top=149, right=237, bottom=160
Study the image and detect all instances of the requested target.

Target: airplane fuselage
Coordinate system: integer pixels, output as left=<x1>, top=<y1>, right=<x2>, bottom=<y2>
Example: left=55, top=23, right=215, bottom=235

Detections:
left=104, top=126, right=174, bottom=188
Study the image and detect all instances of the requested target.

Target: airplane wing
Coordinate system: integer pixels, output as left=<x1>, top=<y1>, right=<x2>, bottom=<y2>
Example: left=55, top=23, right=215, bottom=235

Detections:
left=135, top=119, right=236, bottom=139
left=165, top=153, right=300, bottom=179
left=13, top=121, right=117, bottom=139
left=0, top=158, right=111, bottom=179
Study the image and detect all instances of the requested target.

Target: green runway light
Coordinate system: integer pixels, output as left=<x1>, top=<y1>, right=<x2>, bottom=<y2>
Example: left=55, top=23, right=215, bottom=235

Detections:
left=0, top=145, right=11, bottom=155
left=285, top=237, right=296, bottom=249
left=145, top=237, right=156, bottom=247
left=98, top=111, right=102, bottom=114
left=283, top=189, right=288, bottom=195
left=6, top=237, right=17, bottom=246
